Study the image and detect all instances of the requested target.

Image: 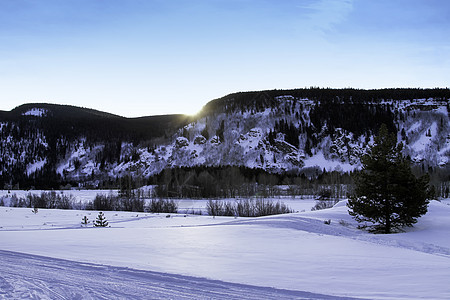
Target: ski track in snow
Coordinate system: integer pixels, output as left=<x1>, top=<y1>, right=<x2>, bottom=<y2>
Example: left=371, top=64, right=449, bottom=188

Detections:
left=0, top=250, right=361, bottom=300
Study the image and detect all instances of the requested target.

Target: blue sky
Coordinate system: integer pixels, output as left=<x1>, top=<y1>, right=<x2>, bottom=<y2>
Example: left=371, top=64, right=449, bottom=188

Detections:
left=0, top=0, right=449, bottom=117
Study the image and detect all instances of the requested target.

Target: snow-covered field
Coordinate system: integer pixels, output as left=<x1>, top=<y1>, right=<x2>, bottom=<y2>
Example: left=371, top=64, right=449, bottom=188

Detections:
left=1, top=198, right=450, bottom=299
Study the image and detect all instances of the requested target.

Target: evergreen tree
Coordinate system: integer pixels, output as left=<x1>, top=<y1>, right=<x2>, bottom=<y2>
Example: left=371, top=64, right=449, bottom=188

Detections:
left=216, top=120, right=225, bottom=142
left=81, top=216, right=89, bottom=227
left=93, top=212, right=109, bottom=227
left=201, top=123, right=209, bottom=140
left=348, top=124, right=430, bottom=233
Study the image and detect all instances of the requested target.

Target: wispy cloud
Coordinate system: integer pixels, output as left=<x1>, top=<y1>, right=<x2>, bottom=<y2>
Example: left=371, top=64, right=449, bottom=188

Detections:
left=297, top=0, right=354, bottom=34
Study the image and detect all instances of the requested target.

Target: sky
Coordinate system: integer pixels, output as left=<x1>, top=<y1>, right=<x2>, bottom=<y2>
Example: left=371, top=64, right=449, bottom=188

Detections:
left=0, top=0, right=449, bottom=117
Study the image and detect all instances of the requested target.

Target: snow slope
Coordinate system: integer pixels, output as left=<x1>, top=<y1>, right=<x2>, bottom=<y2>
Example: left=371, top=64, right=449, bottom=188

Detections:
left=0, top=200, right=450, bottom=299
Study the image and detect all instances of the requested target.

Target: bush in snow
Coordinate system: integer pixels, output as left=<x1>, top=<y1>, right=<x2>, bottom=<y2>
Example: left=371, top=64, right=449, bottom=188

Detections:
left=253, top=199, right=292, bottom=216
left=121, top=196, right=145, bottom=212
left=148, top=199, right=178, bottom=213
left=205, top=199, right=235, bottom=216
left=25, top=192, right=74, bottom=209
left=206, top=199, right=223, bottom=216
left=339, top=219, right=350, bottom=226
left=207, top=198, right=293, bottom=217
left=93, top=212, right=109, bottom=227
left=88, top=193, right=145, bottom=212
left=223, top=201, right=235, bottom=216
left=235, top=199, right=252, bottom=217
left=89, top=194, right=116, bottom=211
left=9, top=194, right=26, bottom=207
left=311, top=199, right=339, bottom=211
left=5, top=191, right=75, bottom=209
left=316, top=189, right=332, bottom=200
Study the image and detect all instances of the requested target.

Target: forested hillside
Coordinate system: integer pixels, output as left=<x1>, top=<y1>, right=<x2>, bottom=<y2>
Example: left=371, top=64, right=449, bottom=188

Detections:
left=0, top=88, right=449, bottom=197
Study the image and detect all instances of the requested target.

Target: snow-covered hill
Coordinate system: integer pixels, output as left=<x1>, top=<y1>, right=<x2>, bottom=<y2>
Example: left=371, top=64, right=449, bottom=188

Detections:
left=0, top=91, right=449, bottom=190
left=108, top=98, right=450, bottom=178
left=1, top=199, right=449, bottom=299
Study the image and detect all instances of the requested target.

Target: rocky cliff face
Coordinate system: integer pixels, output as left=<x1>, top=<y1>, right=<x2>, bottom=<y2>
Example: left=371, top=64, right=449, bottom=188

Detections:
left=113, top=97, right=449, bottom=178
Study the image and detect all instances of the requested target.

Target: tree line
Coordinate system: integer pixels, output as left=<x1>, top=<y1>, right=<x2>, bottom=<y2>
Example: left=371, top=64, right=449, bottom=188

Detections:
left=148, top=165, right=354, bottom=199
left=200, top=87, right=450, bottom=116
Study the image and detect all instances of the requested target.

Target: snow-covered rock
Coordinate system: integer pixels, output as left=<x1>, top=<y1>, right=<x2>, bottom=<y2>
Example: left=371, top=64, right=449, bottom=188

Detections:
left=175, top=137, right=189, bottom=148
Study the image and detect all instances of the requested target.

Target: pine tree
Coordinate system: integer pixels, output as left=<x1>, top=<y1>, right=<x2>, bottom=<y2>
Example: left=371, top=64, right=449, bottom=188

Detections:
left=93, top=212, right=109, bottom=227
left=348, top=124, right=430, bottom=233
left=216, top=120, right=225, bottom=142
left=81, top=216, right=89, bottom=227
left=201, top=123, right=209, bottom=140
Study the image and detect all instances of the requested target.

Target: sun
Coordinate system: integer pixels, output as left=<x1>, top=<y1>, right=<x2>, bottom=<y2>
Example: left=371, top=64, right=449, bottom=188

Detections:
left=182, top=104, right=202, bottom=117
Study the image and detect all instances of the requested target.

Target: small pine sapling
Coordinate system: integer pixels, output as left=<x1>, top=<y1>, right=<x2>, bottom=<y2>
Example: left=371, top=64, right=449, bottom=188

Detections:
left=93, top=212, right=109, bottom=227
left=81, top=216, right=90, bottom=227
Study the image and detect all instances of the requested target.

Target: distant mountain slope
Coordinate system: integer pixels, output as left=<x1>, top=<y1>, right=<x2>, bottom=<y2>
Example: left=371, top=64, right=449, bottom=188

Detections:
left=1, top=103, right=192, bottom=142
left=0, top=88, right=449, bottom=192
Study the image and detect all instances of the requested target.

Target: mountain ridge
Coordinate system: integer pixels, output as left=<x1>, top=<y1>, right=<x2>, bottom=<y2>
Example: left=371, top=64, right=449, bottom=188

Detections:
left=0, top=88, right=448, bottom=196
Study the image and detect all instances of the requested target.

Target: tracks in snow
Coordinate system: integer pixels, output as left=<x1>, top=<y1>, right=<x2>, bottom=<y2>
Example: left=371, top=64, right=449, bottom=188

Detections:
left=0, top=250, right=361, bottom=300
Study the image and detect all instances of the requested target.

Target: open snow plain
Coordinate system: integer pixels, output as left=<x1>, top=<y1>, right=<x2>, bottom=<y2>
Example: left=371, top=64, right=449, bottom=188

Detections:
left=1, top=198, right=450, bottom=299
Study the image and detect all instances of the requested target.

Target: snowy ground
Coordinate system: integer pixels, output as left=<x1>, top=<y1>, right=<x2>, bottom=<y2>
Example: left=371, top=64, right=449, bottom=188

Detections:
left=0, top=250, right=358, bottom=300
left=1, top=199, right=450, bottom=299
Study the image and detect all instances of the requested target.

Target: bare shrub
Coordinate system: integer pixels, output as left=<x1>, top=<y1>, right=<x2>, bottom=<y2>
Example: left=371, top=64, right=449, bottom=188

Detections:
left=24, top=192, right=75, bottom=209
left=207, top=198, right=293, bottom=217
left=57, top=194, right=75, bottom=209
left=148, top=199, right=178, bottom=213
left=9, top=194, right=26, bottom=207
left=339, top=219, right=350, bottom=226
left=88, top=193, right=146, bottom=212
left=311, top=199, right=339, bottom=211
left=90, top=194, right=116, bottom=211
left=121, top=197, right=145, bottom=212
left=236, top=199, right=253, bottom=217
left=223, top=201, right=235, bottom=216
left=206, top=199, right=224, bottom=216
